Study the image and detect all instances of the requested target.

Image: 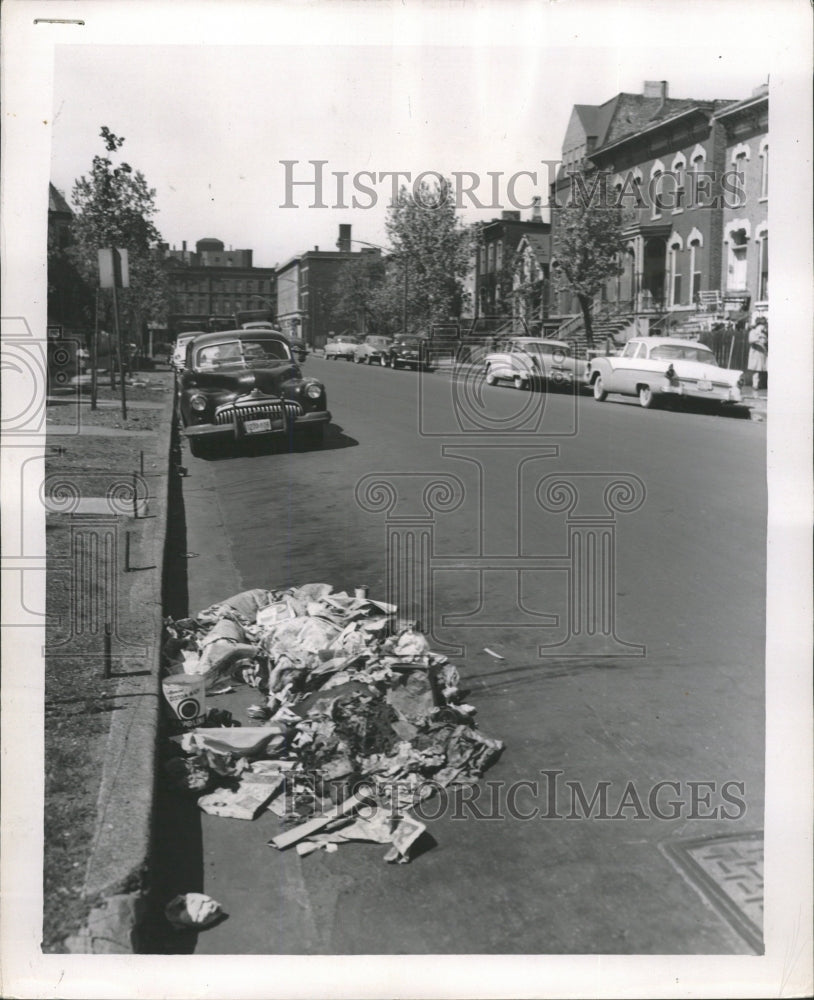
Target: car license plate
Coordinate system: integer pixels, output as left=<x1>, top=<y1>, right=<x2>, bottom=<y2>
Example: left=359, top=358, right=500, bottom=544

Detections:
left=243, top=418, right=273, bottom=434
left=696, top=380, right=713, bottom=391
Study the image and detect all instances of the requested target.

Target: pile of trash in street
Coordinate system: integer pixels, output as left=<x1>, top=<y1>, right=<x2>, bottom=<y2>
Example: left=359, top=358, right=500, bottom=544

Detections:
left=162, top=583, right=503, bottom=867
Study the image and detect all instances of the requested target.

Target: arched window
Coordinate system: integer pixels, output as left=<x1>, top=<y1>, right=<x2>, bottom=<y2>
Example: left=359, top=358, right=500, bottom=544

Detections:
left=650, top=160, right=666, bottom=220
left=759, top=138, right=769, bottom=200
left=688, top=228, right=704, bottom=304
left=668, top=234, right=684, bottom=307
left=731, top=143, right=750, bottom=201
left=724, top=220, right=751, bottom=292
left=672, top=154, right=686, bottom=212
left=690, top=145, right=707, bottom=207
left=756, top=225, right=768, bottom=301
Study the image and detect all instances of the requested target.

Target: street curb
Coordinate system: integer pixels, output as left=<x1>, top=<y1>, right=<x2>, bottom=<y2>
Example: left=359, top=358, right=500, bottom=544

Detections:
left=64, top=377, right=176, bottom=954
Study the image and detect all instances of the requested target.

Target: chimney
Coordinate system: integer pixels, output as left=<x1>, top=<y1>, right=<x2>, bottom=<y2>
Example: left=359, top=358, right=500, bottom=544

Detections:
left=314, top=246, right=319, bottom=252
left=501, top=210, right=521, bottom=221
left=182, top=240, right=187, bottom=251
left=531, top=196, right=542, bottom=222
left=337, top=224, right=352, bottom=253
left=643, top=80, right=669, bottom=100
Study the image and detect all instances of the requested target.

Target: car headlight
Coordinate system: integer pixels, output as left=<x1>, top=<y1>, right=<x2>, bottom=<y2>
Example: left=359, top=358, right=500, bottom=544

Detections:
left=190, top=394, right=208, bottom=411
left=305, top=382, right=323, bottom=400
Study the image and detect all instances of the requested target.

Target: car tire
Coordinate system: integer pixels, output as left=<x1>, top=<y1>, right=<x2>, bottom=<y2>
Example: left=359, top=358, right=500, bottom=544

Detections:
left=367, top=356, right=373, bottom=365
left=638, top=385, right=654, bottom=409
left=485, top=366, right=496, bottom=386
left=380, top=356, right=387, bottom=367
left=514, top=375, right=526, bottom=391
left=390, top=357, right=398, bottom=369
left=593, top=376, right=608, bottom=402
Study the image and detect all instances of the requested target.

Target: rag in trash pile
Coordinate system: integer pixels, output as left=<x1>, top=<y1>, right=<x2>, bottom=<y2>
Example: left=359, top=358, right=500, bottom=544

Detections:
left=162, top=583, right=503, bottom=864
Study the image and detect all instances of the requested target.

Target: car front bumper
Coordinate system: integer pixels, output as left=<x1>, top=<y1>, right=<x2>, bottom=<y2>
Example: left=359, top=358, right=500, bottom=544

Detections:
left=185, top=408, right=331, bottom=439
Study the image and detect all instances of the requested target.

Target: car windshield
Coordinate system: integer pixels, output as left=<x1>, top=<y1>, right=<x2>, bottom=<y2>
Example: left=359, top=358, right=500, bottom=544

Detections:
left=366, top=337, right=389, bottom=346
left=195, top=338, right=291, bottom=369
left=649, top=344, right=717, bottom=363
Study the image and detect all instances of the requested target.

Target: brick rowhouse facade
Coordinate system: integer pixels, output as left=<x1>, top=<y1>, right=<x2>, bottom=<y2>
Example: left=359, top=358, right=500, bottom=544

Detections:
left=550, top=81, right=768, bottom=339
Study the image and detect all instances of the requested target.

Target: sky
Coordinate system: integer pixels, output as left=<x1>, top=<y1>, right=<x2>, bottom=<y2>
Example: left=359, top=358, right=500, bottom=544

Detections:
left=50, top=41, right=768, bottom=269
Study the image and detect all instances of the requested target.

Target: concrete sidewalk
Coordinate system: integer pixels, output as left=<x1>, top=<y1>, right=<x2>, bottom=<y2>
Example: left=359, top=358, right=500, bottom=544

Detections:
left=58, top=373, right=177, bottom=953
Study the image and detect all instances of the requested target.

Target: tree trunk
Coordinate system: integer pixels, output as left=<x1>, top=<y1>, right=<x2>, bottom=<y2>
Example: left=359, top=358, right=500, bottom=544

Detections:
left=578, top=293, right=595, bottom=348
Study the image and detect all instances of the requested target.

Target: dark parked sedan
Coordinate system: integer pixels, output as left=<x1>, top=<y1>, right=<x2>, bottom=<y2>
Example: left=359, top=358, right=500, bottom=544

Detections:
left=387, top=336, right=428, bottom=370
left=178, top=330, right=330, bottom=457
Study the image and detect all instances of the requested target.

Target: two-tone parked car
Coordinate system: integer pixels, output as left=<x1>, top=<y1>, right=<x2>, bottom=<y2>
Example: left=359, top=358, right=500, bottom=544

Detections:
left=587, top=337, right=744, bottom=409
left=483, top=337, right=586, bottom=390
left=172, top=331, right=205, bottom=372
left=387, top=336, right=428, bottom=370
left=178, top=329, right=331, bottom=457
left=324, top=334, right=360, bottom=360
left=353, top=334, right=393, bottom=365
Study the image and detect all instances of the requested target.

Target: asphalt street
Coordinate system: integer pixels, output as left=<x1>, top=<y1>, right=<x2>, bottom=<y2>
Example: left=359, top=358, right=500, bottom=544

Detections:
left=162, top=355, right=766, bottom=954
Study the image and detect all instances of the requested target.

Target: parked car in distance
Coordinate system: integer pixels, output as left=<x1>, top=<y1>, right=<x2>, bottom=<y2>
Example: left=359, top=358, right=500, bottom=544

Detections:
left=354, top=334, right=393, bottom=365
left=587, top=337, right=744, bottom=409
left=178, top=330, right=330, bottom=457
left=172, top=331, right=205, bottom=371
left=324, top=334, right=360, bottom=360
left=483, top=337, right=586, bottom=390
left=387, top=336, right=428, bottom=370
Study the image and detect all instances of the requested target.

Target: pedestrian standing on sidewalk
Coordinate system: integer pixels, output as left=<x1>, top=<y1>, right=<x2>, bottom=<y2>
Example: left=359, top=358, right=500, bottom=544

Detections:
left=747, top=316, right=768, bottom=391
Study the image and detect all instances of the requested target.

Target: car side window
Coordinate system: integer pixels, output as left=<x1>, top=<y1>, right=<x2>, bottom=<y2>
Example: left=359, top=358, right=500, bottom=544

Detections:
left=621, top=342, right=636, bottom=358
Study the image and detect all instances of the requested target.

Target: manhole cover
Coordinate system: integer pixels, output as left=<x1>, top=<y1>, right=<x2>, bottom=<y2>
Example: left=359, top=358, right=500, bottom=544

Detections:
left=663, top=831, right=763, bottom=953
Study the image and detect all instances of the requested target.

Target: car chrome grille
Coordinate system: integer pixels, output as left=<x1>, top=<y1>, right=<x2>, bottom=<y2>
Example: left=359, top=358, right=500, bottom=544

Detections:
left=215, top=399, right=303, bottom=426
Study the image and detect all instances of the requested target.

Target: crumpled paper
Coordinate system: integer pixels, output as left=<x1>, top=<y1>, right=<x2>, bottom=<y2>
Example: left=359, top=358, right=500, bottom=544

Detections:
left=164, top=893, right=224, bottom=929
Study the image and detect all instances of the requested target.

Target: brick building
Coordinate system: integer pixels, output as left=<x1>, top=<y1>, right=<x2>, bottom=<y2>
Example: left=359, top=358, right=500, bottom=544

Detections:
left=275, top=225, right=381, bottom=350
left=715, top=85, right=769, bottom=317
left=550, top=81, right=768, bottom=345
left=474, top=206, right=551, bottom=319
left=163, top=237, right=276, bottom=335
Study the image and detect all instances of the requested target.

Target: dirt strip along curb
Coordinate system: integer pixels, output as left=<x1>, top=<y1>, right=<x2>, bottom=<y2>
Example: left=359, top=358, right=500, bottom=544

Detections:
left=64, top=382, right=177, bottom=954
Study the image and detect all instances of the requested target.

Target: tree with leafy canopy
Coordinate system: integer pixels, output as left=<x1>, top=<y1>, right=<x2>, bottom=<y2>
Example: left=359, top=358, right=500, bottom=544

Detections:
left=326, top=252, right=389, bottom=335
left=384, top=177, right=473, bottom=334
left=552, top=170, right=624, bottom=347
left=69, top=127, right=169, bottom=350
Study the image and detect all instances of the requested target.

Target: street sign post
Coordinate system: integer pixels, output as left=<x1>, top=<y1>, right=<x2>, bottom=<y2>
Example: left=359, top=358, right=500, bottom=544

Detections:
left=98, top=248, right=130, bottom=419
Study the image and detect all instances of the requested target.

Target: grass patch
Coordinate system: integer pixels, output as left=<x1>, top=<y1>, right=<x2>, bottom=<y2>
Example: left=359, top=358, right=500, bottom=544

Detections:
left=42, top=387, right=169, bottom=950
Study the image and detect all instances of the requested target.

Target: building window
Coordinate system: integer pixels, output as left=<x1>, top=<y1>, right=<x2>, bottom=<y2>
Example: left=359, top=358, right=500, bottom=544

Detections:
left=672, top=155, right=686, bottom=212
left=757, top=232, right=768, bottom=301
left=688, top=235, right=703, bottom=304
left=650, top=161, right=666, bottom=219
left=733, top=152, right=748, bottom=201
left=726, top=228, right=749, bottom=292
left=668, top=243, right=682, bottom=306
left=760, top=143, right=769, bottom=199
left=496, top=241, right=503, bottom=271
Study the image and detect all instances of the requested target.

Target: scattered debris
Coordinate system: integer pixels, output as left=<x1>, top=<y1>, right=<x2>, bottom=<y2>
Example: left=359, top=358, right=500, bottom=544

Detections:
left=483, top=647, right=504, bottom=660
left=162, top=583, right=504, bottom=867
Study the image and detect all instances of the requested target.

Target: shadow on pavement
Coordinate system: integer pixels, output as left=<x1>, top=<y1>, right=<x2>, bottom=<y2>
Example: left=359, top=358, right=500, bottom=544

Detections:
left=142, top=426, right=204, bottom=953
left=200, top=421, right=359, bottom=461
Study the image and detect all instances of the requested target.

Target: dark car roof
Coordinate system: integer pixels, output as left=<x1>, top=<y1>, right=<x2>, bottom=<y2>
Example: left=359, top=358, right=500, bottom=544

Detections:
left=188, top=329, right=292, bottom=348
